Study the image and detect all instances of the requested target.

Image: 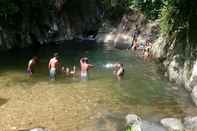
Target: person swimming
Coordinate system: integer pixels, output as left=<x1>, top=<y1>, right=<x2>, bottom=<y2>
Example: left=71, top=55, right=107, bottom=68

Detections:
left=62, top=66, right=76, bottom=77
left=70, top=66, right=76, bottom=76
left=113, top=63, right=124, bottom=80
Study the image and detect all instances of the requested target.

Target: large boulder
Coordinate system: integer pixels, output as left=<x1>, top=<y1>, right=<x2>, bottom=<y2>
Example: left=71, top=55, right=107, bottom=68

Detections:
left=184, top=116, right=197, bottom=131
left=126, top=114, right=166, bottom=131
left=113, top=33, right=131, bottom=49
left=160, top=118, right=184, bottom=131
left=80, top=112, right=125, bottom=131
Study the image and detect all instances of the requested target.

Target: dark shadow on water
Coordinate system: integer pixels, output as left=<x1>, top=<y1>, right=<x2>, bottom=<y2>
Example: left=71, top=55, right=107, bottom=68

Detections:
left=95, top=112, right=126, bottom=131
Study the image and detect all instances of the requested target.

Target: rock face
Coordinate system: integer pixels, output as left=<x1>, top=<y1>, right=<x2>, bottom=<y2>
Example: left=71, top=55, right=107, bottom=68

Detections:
left=160, top=118, right=184, bottom=131
left=96, top=9, right=160, bottom=50
left=151, top=33, right=197, bottom=106
left=0, top=0, right=101, bottom=50
left=191, top=86, right=197, bottom=106
left=184, top=116, right=197, bottom=131
left=151, top=36, right=167, bottom=59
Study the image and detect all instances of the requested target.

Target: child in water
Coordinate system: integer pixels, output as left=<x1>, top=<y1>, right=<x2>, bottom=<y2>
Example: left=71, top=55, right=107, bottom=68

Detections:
left=27, top=56, right=38, bottom=76
left=62, top=65, right=76, bottom=77
left=113, top=63, right=124, bottom=80
left=70, top=66, right=76, bottom=76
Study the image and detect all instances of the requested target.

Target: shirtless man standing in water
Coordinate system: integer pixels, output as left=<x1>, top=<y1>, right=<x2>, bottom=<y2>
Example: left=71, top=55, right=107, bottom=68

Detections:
left=80, top=57, right=94, bottom=80
left=48, top=53, right=59, bottom=80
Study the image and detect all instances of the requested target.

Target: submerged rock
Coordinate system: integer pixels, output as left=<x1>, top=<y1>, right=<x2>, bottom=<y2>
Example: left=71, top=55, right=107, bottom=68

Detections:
left=126, top=114, right=166, bottom=131
left=160, top=118, right=184, bottom=131
left=18, top=127, right=48, bottom=131
left=141, top=121, right=166, bottom=131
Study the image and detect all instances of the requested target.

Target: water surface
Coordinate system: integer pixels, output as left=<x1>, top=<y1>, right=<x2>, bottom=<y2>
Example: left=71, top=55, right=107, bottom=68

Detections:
left=0, top=41, right=195, bottom=130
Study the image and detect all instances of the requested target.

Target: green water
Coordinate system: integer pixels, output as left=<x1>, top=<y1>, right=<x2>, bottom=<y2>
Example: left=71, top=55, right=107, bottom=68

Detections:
left=0, top=42, right=195, bottom=130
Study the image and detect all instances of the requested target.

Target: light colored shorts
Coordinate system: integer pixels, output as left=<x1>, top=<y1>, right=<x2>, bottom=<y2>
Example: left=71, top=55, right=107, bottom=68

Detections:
left=49, top=68, right=56, bottom=80
left=80, top=72, right=88, bottom=81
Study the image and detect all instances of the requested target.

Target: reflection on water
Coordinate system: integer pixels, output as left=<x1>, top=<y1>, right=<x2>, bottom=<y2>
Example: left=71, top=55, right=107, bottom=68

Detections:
left=0, top=41, right=195, bottom=130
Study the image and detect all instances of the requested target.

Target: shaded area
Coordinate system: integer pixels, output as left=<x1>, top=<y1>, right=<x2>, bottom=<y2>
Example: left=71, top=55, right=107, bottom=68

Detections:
left=0, top=98, right=8, bottom=106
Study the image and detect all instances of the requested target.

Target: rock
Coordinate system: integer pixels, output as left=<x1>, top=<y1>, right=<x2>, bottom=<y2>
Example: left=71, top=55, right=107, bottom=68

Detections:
left=160, top=118, right=184, bottom=131
left=114, top=33, right=131, bottom=49
left=126, top=114, right=141, bottom=125
left=187, top=60, right=197, bottom=91
left=191, top=86, right=197, bottom=106
left=30, top=128, right=48, bottom=131
left=167, top=55, right=185, bottom=85
left=92, top=112, right=125, bottom=131
left=168, top=57, right=179, bottom=82
left=172, top=86, right=179, bottom=90
left=190, top=76, right=197, bottom=90
left=126, top=114, right=166, bottom=131
left=126, top=114, right=142, bottom=131
left=151, top=36, right=167, bottom=59
left=141, top=121, right=166, bottom=131
left=18, top=127, right=48, bottom=131
left=184, top=116, right=197, bottom=131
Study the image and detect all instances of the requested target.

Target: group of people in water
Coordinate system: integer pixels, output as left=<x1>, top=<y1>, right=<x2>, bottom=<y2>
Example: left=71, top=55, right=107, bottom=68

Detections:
left=27, top=53, right=124, bottom=81
left=129, top=29, right=152, bottom=61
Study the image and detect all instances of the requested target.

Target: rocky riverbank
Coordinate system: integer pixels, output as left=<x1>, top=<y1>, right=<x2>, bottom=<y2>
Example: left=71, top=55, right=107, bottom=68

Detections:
left=95, top=9, right=159, bottom=50
left=125, top=114, right=197, bottom=131
left=100, top=8, right=197, bottom=108
left=151, top=35, right=197, bottom=106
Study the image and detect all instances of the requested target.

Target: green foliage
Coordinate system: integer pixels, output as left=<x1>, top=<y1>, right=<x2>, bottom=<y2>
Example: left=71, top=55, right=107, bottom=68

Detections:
left=160, top=0, right=197, bottom=59
left=125, top=126, right=133, bottom=131
left=0, top=0, right=53, bottom=28
left=0, top=0, right=19, bottom=19
left=128, top=0, right=164, bottom=19
left=160, top=0, right=191, bottom=35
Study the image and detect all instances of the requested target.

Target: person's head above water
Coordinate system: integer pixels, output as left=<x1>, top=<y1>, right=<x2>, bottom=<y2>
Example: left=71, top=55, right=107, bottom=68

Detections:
left=84, top=57, right=88, bottom=63
left=53, top=53, right=59, bottom=58
left=82, top=57, right=88, bottom=63
left=32, top=56, right=38, bottom=61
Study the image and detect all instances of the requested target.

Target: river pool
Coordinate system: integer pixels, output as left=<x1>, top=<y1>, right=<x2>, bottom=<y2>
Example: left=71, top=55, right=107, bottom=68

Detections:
left=0, top=41, right=195, bottom=131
